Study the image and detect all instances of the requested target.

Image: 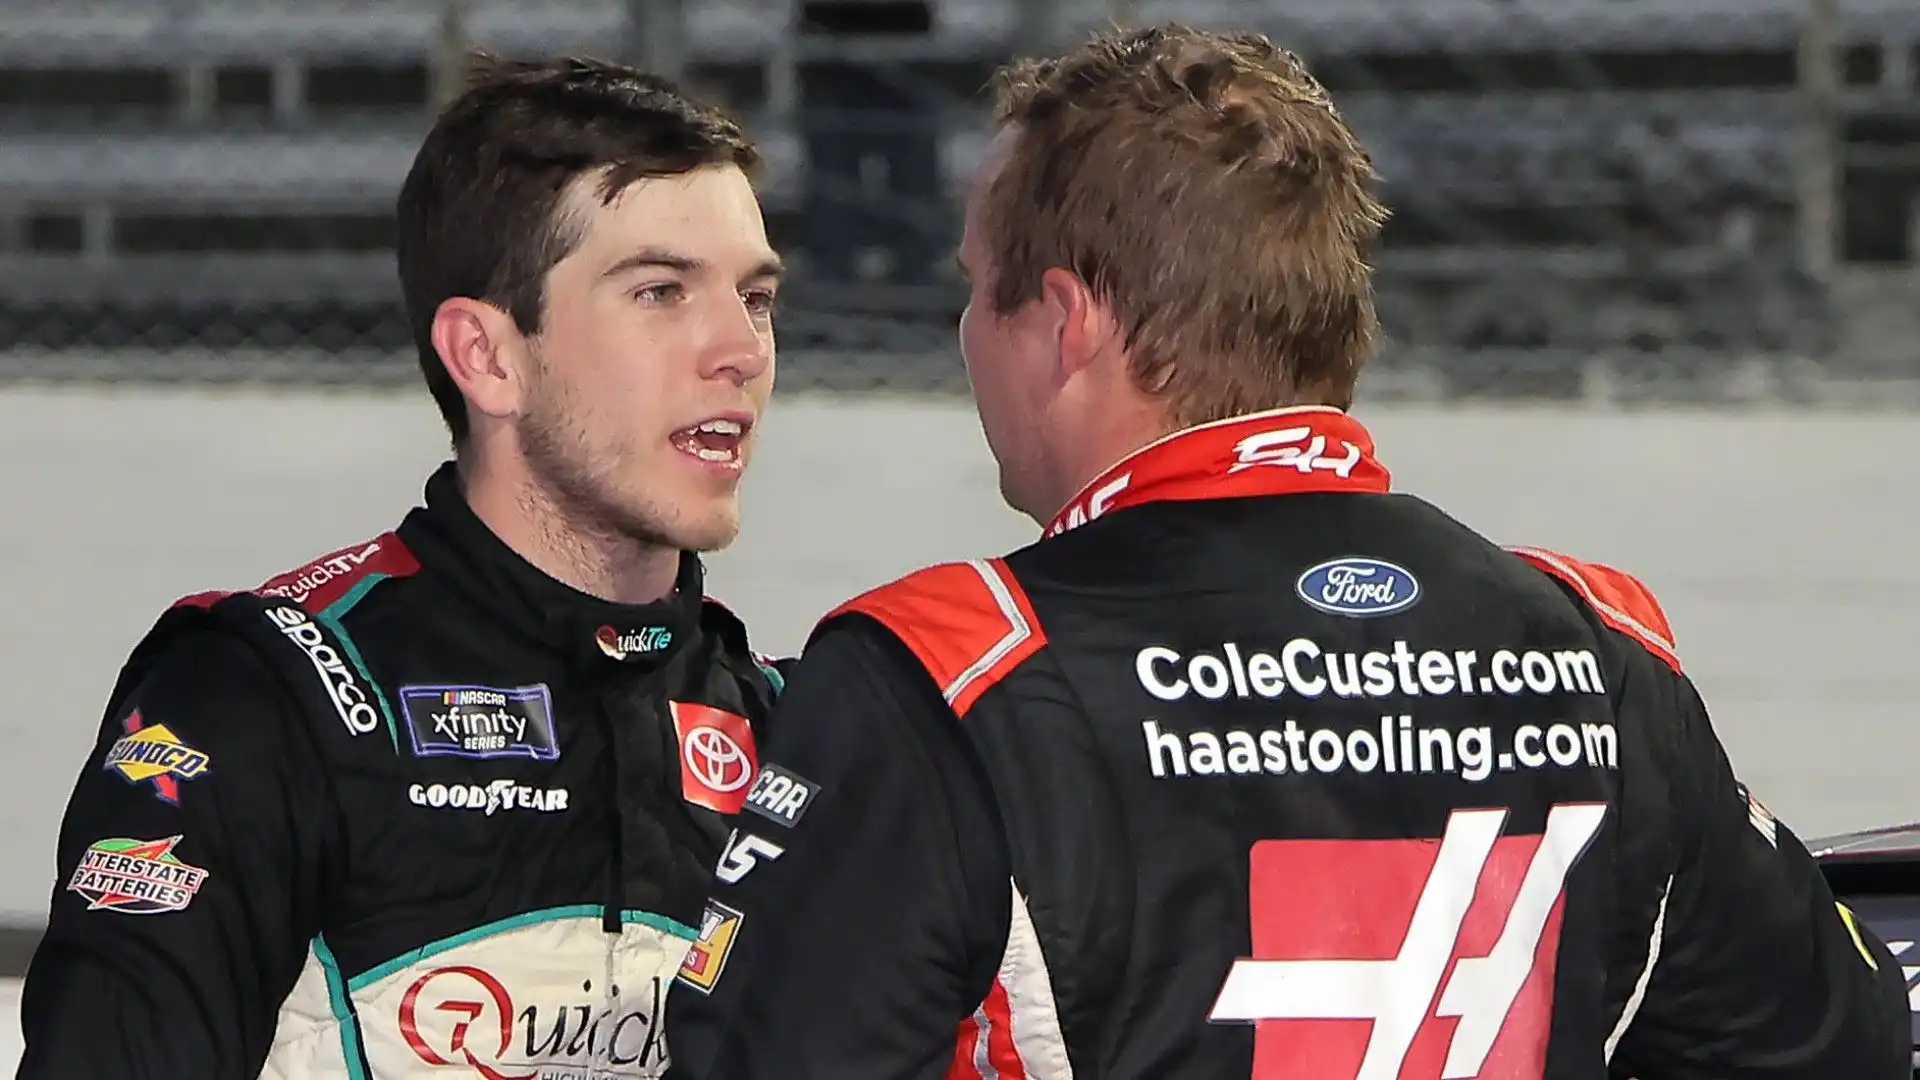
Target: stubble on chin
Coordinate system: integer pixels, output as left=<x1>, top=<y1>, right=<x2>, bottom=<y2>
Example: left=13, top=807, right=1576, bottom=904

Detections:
left=517, top=401, right=743, bottom=555
left=516, top=392, right=667, bottom=547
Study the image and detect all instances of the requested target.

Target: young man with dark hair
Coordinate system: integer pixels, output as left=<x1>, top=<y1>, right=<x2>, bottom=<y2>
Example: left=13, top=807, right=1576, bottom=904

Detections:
left=19, top=55, right=787, bottom=1080
left=661, top=25, right=1911, bottom=1080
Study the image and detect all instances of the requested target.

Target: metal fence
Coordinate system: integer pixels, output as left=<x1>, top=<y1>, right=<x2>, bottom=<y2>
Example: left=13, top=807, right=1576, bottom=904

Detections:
left=0, top=0, right=1916, bottom=404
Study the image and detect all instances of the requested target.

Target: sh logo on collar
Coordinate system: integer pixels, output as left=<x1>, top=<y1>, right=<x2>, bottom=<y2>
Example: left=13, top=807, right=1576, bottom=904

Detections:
left=596, top=624, right=673, bottom=661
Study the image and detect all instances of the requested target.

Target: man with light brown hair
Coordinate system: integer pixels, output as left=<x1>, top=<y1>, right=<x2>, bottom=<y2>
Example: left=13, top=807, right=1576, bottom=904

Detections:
left=967, top=23, right=1388, bottom=479
left=662, top=24, right=1910, bottom=1080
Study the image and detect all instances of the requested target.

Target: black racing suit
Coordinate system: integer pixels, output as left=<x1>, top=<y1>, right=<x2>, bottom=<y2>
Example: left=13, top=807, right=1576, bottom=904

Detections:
left=19, top=461, right=785, bottom=1080
left=662, top=406, right=1911, bottom=1080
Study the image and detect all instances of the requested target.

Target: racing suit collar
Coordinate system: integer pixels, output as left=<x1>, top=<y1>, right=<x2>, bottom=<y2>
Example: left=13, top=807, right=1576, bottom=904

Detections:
left=399, top=461, right=704, bottom=670
left=1043, top=405, right=1392, bottom=538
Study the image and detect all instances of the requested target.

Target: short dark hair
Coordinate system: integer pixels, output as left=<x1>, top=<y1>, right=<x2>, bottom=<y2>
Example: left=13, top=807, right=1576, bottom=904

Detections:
left=396, top=54, right=761, bottom=444
left=986, top=25, right=1388, bottom=421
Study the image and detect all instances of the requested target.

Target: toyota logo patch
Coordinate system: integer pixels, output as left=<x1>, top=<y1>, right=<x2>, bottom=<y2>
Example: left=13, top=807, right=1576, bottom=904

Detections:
left=668, top=702, right=759, bottom=814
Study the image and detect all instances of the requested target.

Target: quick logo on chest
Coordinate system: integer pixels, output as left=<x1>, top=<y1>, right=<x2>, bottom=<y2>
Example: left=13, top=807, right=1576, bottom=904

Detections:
left=399, top=684, right=559, bottom=761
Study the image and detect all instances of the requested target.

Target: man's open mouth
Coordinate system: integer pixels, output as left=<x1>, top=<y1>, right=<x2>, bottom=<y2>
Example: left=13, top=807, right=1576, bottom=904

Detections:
left=671, top=417, right=749, bottom=465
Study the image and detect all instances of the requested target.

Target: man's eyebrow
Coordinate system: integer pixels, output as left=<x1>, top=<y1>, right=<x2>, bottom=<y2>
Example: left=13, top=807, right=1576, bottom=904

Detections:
left=602, top=249, right=703, bottom=278
left=602, top=248, right=786, bottom=282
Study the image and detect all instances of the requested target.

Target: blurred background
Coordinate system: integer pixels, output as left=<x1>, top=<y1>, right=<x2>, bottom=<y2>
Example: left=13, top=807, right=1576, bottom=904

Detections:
left=1, top=0, right=1915, bottom=393
left=0, top=0, right=1916, bottom=1058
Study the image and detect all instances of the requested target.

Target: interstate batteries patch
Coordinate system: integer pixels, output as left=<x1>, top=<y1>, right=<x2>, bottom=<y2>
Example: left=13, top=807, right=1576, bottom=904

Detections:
left=67, top=836, right=209, bottom=914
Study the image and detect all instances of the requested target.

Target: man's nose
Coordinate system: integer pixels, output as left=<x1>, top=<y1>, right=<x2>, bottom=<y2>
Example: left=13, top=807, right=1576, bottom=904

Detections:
left=701, top=292, right=773, bottom=386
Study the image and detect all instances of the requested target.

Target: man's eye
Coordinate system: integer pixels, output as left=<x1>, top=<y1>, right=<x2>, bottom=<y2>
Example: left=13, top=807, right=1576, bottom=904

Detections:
left=634, top=283, right=683, bottom=304
left=743, top=289, right=777, bottom=315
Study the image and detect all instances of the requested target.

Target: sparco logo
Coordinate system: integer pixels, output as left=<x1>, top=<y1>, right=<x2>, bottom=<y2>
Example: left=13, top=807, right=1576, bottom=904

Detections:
left=264, top=605, right=381, bottom=735
left=397, top=965, right=670, bottom=1079
left=258, top=541, right=380, bottom=606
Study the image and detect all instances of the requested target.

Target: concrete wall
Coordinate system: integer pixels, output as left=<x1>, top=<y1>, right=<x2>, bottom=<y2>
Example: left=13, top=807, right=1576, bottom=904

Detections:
left=2, top=386, right=1915, bottom=922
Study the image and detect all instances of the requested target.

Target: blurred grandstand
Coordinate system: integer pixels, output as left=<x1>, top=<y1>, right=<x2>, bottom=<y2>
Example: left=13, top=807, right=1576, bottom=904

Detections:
left=0, top=0, right=1914, bottom=402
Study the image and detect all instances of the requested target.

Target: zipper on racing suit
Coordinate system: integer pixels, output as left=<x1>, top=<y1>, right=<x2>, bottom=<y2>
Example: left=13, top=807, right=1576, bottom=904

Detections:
left=597, top=690, right=628, bottom=1077
left=599, top=691, right=627, bottom=933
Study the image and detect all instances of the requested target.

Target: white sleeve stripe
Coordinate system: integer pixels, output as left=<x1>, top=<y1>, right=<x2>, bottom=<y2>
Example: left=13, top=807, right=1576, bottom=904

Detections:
left=998, top=885, right=1076, bottom=1080
left=1605, top=874, right=1671, bottom=1062
left=941, top=560, right=1033, bottom=705
left=969, top=1007, right=999, bottom=1080
left=1507, top=546, right=1679, bottom=656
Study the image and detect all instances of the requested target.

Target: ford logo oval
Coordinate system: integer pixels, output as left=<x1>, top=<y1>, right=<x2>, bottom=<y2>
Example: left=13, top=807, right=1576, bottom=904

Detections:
left=1296, top=557, right=1422, bottom=618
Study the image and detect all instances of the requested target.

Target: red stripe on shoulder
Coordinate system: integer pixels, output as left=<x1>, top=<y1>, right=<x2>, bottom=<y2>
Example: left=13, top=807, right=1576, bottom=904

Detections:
left=1508, top=546, right=1681, bottom=673
left=826, top=559, right=1046, bottom=717
left=256, top=532, right=420, bottom=611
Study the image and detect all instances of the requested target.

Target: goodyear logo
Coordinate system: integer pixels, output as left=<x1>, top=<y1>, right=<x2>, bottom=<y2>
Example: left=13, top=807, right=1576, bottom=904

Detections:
left=103, top=710, right=211, bottom=805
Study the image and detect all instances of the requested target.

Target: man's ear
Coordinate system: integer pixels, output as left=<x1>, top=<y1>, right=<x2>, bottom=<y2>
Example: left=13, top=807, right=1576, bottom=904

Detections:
left=1038, top=266, right=1120, bottom=383
left=430, top=297, right=528, bottom=425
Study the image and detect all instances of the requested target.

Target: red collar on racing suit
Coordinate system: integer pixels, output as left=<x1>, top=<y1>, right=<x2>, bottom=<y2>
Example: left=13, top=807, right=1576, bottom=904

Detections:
left=1043, top=406, right=1393, bottom=537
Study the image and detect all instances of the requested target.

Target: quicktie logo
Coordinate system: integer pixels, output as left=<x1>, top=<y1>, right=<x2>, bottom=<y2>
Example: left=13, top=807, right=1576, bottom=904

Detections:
left=596, top=624, right=674, bottom=661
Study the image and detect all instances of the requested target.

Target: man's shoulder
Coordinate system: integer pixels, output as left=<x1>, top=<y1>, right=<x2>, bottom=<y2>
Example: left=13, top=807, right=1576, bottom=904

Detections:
left=105, top=616, right=300, bottom=743
left=156, top=530, right=422, bottom=622
left=116, top=531, right=426, bottom=745
left=251, top=532, right=424, bottom=614
left=1504, top=545, right=1681, bottom=672
left=815, top=558, right=1046, bottom=717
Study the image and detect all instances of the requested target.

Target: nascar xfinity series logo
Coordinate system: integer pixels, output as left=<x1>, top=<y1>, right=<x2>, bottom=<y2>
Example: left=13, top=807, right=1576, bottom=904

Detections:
left=265, top=604, right=383, bottom=736
left=397, top=966, right=670, bottom=1079
left=66, top=836, right=209, bottom=914
left=400, top=685, right=560, bottom=761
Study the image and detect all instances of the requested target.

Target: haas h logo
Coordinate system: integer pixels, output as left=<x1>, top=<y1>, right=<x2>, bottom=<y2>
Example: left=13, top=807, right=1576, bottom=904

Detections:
left=1211, top=804, right=1607, bottom=1080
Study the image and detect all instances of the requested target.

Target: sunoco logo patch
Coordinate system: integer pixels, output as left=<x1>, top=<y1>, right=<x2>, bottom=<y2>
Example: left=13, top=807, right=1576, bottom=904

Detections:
left=66, top=836, right=209, bottom=914
left=102, top=709, right=210, bottom=804
left=399, top=684, right=559, bottom=761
